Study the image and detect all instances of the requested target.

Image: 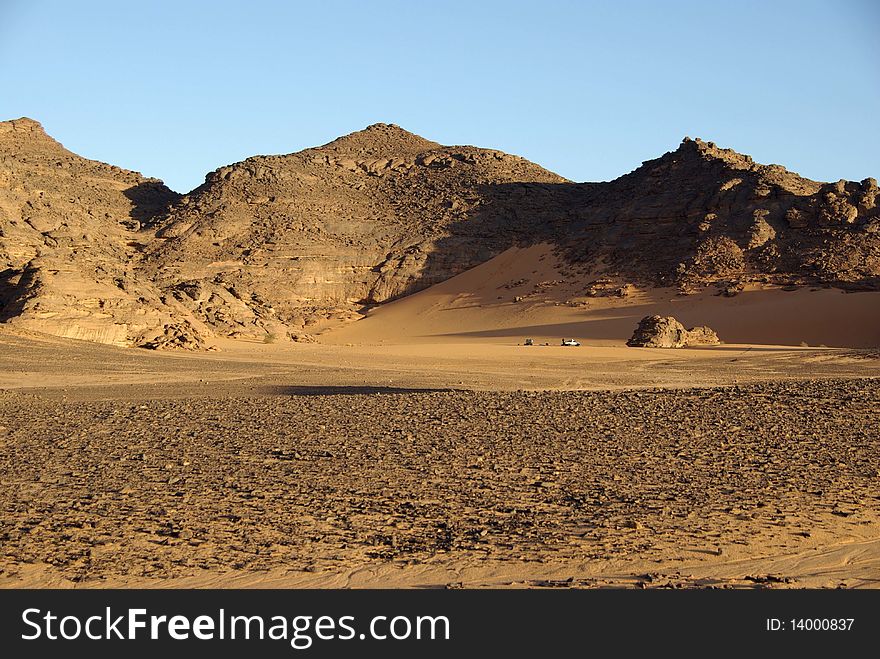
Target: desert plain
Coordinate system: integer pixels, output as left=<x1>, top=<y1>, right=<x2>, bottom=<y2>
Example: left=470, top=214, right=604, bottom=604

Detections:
left=1, top=119, right=879, bottom=589
left=2, top=268, right=879, bottom=589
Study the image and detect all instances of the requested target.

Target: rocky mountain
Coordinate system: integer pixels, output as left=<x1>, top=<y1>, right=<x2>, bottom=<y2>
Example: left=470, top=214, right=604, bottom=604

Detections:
left=0, top=118, right=180, bottom=345
left=140, top=123, right=567, bottom=342
left=1, top=118, right=877, bottom=348
left=555, top=137, right=879, bottom=294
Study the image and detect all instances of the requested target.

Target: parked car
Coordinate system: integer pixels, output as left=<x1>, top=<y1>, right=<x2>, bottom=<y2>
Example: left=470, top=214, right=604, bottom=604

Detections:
left=561, top=338, right=581, bottom=346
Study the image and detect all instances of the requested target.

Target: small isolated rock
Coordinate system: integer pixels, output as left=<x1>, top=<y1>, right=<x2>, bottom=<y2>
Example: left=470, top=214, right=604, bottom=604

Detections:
left=627, top=315, right=720, bottom=348
left=720, top=281, right=745, bottom=297
left=685, top=325, right=721, bottom=345
left=584, top=277, right=632, bottom=298
left=615, top=283, right=635, bottom=298
left=139, top=322, right=207, bottom=350
left=628, top=315, right=688, bottom=348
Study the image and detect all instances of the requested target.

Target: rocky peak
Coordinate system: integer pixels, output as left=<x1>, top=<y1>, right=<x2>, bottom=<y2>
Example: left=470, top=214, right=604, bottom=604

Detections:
left=0, top=117, right=64, bottom=151
left=617, top=136, right=821, bottom=198
left=0, top=116, right=47, bottom=134
left=677, top=136, right=757, bottom=169
left=319, top=123, right=440, bottom=157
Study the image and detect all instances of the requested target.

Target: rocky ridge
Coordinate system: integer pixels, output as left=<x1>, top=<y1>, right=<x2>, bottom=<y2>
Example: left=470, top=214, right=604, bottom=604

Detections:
left=1, top=119, right=877, bottom=348
left=560, top=137, right=879, bottom=293
left=140, top=123, right=567, bottom=341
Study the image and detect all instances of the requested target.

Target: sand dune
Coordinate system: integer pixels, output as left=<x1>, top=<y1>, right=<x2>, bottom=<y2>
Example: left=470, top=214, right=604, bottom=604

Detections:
left=327, top=244, right=880, bottom=349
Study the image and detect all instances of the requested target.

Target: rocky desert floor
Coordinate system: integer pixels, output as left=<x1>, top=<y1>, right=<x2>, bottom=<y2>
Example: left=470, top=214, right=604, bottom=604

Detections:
left=1, top=326, right=879, bottom=589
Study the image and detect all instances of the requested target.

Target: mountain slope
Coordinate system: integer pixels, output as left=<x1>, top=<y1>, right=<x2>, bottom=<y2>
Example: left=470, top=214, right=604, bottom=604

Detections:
left=0, top=117, right=181, bottom=344
left=141, top=123, right=567, bottom=340
left=1, top=119, right=877, bottom=348
left=556, top=137, right=879, bottom=292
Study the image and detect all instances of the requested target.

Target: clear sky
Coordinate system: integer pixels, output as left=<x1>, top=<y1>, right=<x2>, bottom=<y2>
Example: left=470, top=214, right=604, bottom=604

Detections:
left=1, top=0, right=877, bottom=193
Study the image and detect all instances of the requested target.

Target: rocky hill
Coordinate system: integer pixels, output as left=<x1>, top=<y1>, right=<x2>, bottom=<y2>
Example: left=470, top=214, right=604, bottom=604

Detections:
left=0, top=118, right=180, bottom=345
left=140, top=123, right=567, bottom=343
left=556, top=137, right=879, bottom=294
left=1, top=118, right=877, bottom=348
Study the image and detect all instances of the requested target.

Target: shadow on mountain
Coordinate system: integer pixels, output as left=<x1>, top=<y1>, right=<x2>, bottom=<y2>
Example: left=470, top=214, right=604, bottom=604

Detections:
left=403, top=181, right=603, bottom=302
left=411, top=156, right=878, bottom=303
left=407, top=175, right=715, bottom=306
left=123, top=182, right=182, bottom=226
left=0, top=268, right=25, bottom=321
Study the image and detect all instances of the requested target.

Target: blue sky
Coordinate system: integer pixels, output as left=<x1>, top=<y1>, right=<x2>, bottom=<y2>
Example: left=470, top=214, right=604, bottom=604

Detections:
left=1, top=0, right=877, bottom=193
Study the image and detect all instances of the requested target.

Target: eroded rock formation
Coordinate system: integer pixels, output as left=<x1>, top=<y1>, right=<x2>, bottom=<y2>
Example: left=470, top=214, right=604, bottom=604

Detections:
left=1, top=119, right=877, bottom=348
left=627, top=315, right=721, bottom=348
left=0, top=118, right=181, bottom=345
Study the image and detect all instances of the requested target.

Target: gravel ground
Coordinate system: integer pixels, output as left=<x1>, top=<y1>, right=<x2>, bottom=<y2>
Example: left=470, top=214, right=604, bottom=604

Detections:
left=1, top=378, right=877, bottom=584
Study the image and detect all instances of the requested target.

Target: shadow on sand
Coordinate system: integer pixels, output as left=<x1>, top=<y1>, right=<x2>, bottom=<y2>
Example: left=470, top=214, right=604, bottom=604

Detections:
left=254, top=385, right=454, bottom=397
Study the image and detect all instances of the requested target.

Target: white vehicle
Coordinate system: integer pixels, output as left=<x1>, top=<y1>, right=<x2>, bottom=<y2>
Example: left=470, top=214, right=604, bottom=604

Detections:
left=561, top=338, right=581, bottom=346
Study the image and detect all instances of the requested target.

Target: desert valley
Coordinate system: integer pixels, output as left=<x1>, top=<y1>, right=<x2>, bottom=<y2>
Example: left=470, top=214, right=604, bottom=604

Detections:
left=0, top=117, right=878, bottom=588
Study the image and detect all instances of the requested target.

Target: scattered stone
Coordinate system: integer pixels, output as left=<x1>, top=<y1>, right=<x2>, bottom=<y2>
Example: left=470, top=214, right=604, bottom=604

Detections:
left=1, top=377, right=874, bottom=585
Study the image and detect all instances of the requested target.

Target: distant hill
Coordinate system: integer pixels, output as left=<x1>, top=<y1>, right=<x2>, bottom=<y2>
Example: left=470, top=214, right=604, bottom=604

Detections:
left=555, top=136, right=879, bottom=293
left=1, top=118, right=877, bottom=348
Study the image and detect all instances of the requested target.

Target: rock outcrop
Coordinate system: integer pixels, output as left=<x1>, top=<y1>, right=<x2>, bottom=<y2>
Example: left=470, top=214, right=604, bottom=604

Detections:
left=627, top=315, right=720, bottom=348
left=0, top=118, right=183, bottom=346
left=552, top=138, right=879, bottom=293
left=1, top=119, right=877, bottom=349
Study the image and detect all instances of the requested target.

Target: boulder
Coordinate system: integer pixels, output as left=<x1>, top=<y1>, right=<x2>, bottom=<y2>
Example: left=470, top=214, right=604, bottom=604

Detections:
left=627, top=315, right=720, bottom=348
left=684, top=325, right=721, bottom=346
